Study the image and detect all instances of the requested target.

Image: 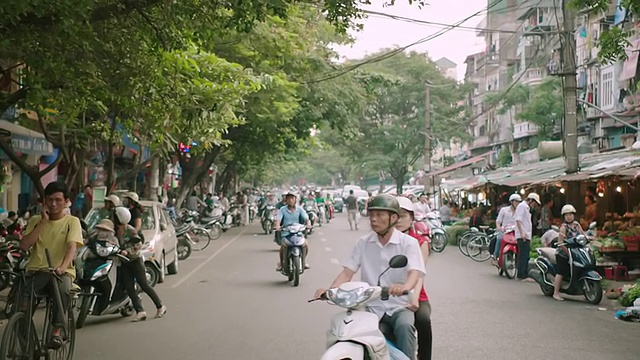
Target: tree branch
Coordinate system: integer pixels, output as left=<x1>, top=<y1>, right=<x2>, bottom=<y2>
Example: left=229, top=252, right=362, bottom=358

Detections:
left=0, top=87, right=29, bottom=114
left=134, top=7, right=167, bottom=49
left=38, top=151, right=63, bottom=176
left=114, top=156, right=155, bottom=183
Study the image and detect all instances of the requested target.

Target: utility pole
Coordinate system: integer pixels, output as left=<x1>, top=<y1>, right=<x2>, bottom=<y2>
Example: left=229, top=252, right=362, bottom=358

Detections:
left=561, top=0, right=579, bottom=173
left=423, top=84, right=432, bottom=194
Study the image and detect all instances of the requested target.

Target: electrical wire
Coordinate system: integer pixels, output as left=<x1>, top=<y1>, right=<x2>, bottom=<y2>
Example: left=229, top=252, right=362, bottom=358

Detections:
left=302, top=0, right=506, bottom=84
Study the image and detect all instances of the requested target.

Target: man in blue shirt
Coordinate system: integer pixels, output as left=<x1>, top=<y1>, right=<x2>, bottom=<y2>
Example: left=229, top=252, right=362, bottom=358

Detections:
left=275, top=192, right=311, bottom=271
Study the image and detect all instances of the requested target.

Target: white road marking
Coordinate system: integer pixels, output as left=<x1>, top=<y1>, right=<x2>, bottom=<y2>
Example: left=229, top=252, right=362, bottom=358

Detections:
left=320, top=238, right=327, bottom=242
left=171, top=228, right=247, bottom=288
left=324, top=247, right=332, bottom=252
left=318, top=232, right=324, bottom=235
left=330, top=258, right=340, bottom=265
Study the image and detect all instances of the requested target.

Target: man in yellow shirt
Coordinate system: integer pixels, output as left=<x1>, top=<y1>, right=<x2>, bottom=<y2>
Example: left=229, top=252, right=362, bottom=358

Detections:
left=21, top=181, right=84, bottom=349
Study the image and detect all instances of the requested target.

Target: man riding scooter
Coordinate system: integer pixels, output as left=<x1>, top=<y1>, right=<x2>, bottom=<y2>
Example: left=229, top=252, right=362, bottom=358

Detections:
left=275, top=192, right=312, bottom=271
left=314, top=194, right=426, bottom=360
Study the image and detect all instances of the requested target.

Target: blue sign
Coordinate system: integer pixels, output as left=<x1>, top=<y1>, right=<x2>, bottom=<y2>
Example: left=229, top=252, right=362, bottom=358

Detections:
left=11, top=134, right=52, bottom=154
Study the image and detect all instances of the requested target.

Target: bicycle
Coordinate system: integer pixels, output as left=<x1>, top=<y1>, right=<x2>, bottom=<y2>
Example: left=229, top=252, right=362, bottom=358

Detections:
left=0, top=249, right=76, bottom=360
left=466, top=228, right=496, bottom=262
left=458, top=228, right=482, bottom=257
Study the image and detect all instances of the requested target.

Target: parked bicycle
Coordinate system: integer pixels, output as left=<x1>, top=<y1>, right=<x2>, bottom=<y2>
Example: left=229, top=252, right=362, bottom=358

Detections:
left=465, top=226, right=496, bottom=262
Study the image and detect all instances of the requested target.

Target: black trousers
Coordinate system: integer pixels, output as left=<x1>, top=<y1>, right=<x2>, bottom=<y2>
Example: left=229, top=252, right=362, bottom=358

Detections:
left=121, top=258, right=162, bottom=312
left=22, top=272, right=72, bottom=328
left=415, top=301, right=432, bottom=360
left=516, top=238, right=531, bottom=279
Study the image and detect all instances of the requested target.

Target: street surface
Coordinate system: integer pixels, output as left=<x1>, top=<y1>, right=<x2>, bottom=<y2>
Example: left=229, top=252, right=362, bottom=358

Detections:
left=10, top=214, right=640, bottom=359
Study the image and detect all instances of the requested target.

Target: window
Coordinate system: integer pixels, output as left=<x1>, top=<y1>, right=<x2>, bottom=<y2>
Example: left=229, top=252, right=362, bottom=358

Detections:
left=141, top=206, right=156, bottom=230
left=479, top=125, right=486, bottom=136
left=600, top=67, right=614, bottom=110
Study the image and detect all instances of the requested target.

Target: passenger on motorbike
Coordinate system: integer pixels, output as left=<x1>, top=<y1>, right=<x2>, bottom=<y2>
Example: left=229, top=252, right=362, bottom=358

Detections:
left=314, top=194, right=426, bottom=360
left=492, top=194, right=521, bottom=261
left=259, top=193, right=278, bottom=217
left=552, top=204, right=587, bottom=301
left=275, top=192, right=312, bottom=271
left=395, top=196, right=432, bottom=360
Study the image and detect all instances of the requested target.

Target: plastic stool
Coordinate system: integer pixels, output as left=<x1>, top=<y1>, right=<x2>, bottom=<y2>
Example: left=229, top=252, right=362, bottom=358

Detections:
left=604, top=267, right=614, bottom=280
left=613, top=266, right=629, bottom=281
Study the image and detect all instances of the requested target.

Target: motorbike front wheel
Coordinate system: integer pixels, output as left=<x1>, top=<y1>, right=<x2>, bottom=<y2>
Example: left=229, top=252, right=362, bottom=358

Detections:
left=177, top=237, right=193, bottom=260
left=583, top=279, right=603, bottom=305
left=502, top=251, right=517, bottom=279
left=291, top=255, right=301, bottom=287
left=76, top=293, right=92, bottom=329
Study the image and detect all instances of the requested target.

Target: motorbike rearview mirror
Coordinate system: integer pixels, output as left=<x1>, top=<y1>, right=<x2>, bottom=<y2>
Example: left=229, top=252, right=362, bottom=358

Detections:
left=589, top=222, right=597, bottom=230
left=160, top=223, right=167, bottom=231
left=376, top=255, right=408, bottom=286
left=80, top=220, right=88, bottom=232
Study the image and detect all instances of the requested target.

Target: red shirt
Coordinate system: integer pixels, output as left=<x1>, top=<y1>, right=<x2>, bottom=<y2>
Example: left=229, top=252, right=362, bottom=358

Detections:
left=407, top=227, right=429, bottom=302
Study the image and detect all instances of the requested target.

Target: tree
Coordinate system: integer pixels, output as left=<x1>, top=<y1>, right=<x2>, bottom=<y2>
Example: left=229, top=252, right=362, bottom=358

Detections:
left=572, top=0, right=639, bottom=63
left=517, top=77, right=564, bottom=141
left=329, top=50, right=469, bottom=194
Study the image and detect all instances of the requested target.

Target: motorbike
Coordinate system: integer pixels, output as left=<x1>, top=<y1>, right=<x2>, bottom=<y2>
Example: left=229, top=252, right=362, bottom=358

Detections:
left=358, top=198, right=367, bottom=217
left=280, top=223, right=308, bottom=287
left=412, top=221, right=431, bottom=256
left=249, top=203, right=258, bottom=223
left=261, top=205, right=278, bottom=234
left=174, top=219, right=194, bottom=261
left=310, top=255, right=411, bottom=360
left=529, top=222, right=603, bottom=305
left=305, top=204, right=317, bottom=229
left=492, top=225, right=518, bottom=278
left=317, top=204, right=326, bottom=226
left=0, top=240, right=27, bottom=292
left=75, top=239, right=135, bottom=329
left=422, top=211, right=447, bottom=253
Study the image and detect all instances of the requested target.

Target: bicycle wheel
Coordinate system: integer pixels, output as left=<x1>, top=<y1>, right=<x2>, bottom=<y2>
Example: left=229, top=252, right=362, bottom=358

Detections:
left=466, top=235, right=491, bottom=262
left=189, top=227, right=212, bottom=251
left=458, top=231, right=477, bottom=257
left=47, top=304, right=76, bottom=360
left=0, top=312, right=36, bottom=359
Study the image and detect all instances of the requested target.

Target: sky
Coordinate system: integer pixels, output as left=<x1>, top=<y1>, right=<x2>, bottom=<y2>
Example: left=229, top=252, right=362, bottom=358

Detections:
left=333, top=0, right=489, bottom=80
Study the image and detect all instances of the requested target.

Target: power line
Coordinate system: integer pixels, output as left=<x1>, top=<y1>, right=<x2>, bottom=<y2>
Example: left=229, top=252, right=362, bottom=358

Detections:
left=303, top=0, right=506, bottom=84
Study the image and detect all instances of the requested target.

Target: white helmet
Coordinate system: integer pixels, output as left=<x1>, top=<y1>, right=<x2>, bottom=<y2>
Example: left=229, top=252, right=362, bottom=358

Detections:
left=396, top=196, right=416, bottom=213
left=114, top=206, right=131, bottom=225
left=509, top=194, right=522, bottom=203
left=526, top=193, right=541, bottom=204
left=561, top=204, right=577, bottom=215
left=105, top=194, right=121, bottom=207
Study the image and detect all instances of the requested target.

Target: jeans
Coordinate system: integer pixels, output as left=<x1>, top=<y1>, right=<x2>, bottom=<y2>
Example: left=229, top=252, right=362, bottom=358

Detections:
left=347, top=210, right=357, bottom=229
left=121, top=258, right=163, bottom=312
left=22, top=273, right=72, bottom=328
left=415, top=301, right=432, bottom=360
left=493, top=232, right=504, bottom=258
left=516, top=238, right=531, bottom=279
left=379, top=308, right=417, bottom=360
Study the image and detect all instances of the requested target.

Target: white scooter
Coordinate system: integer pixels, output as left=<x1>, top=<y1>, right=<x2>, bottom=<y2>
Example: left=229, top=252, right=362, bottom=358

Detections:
left=310, top=255, right=411, bottom=360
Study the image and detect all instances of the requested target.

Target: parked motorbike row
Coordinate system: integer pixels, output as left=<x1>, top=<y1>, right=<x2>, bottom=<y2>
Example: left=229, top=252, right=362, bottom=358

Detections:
left=455, top=221, right=603, bottom=305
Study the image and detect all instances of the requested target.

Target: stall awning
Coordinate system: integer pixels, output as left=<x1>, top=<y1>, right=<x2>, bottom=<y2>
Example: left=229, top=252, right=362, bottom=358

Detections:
left=0, top=120, right=54, bottom=155
left=619, top=38, right=640, bottom=81
left=430, top=151, right=494, bottom=177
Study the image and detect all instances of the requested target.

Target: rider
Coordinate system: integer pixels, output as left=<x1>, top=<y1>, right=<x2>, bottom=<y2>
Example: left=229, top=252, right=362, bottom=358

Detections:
left=395, top=196, right=432, bottom=360
left=275, top=192, right=312, bottom=271
left=20, top=181, right=84, bottom=349
left=492, top=194, right=521, bottom=261
left=314, top=194, right=426, bottom=359
left=303, top=193, right=319, bottom=222
left=314, top=191, right=327, bottom=221
left=553, top=204, right=587, bottom=301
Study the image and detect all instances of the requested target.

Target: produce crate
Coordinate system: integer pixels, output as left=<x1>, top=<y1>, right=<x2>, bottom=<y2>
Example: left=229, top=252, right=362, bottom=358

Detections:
left=626, top=243, right=640, bottom=252
left=601, top=247, right=625, bottom=253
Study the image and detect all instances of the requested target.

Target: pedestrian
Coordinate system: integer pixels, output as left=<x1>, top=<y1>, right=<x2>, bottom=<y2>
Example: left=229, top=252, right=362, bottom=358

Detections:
left=237, top=191, right=248, bottom=226
left=120, top=228, right=167, bottom=322
left=345, top=190, right=358, bottom=230
left=81, top=184, right=93, bottom=218
left=123, top=192, right=143, bottom=233
left=515, top=193, right=541, bottom=281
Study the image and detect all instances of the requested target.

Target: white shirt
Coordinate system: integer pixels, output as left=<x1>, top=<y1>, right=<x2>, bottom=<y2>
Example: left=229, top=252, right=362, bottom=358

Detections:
left=496, top=206, right=516, bottom=228
left=343, top=228, right=426, bottom=318
left=541, top=229, right=559, bottom=247
left=514, top=201, right=532, bottom=240
left=415, top=201, right=431, bottom=215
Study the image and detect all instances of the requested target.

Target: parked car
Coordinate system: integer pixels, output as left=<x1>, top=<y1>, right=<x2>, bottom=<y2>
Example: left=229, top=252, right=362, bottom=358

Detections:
left=85, top=200, right=179, bottom=287
left=333, top=198, right=344, bottom=213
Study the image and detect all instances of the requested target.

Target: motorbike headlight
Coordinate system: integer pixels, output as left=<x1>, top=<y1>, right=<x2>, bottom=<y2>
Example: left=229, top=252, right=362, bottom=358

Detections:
left=90, top=261, right=113, bottom=281
left=576, top=235, right=588, bottom=246
left=95, top=243, right=115, bottom=257
left=142, top=241, right=155, bottom=252
left=327, top=287, right=375, bottom=308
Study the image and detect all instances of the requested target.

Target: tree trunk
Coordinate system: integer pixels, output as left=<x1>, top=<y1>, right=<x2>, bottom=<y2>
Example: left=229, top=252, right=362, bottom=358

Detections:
left=105, top=118, right=117, bottom=191
left=218, top=162, right=236, bottom=197
left=174, top=149, right=220, bottom=210
left=391, top=165, right=407, bottom=196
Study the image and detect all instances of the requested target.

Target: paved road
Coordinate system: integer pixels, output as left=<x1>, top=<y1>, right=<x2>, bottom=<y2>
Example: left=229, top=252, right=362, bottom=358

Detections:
left=40, top=214, right=640, bottom=359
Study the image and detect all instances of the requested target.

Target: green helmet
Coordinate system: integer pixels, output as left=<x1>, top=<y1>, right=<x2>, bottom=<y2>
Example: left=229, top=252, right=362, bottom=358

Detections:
left=367, top=194, right=400, bottom=215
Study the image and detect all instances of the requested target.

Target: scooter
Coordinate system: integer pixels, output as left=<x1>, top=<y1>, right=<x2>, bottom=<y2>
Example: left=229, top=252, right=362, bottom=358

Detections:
left=305, top=205, right=317, bottom=232
left=493, top=225, right=518, bottom=279
left=261, top=205, right=277, bottom=234
left=423, top=211, right=447, bottom=253
left=75, top=240, right=135, bottom=329
left=310, top=255, right=411, bottom=360
left=280, top=223, right=308, bottom=287
left=529, top=222, right=603, bottom=305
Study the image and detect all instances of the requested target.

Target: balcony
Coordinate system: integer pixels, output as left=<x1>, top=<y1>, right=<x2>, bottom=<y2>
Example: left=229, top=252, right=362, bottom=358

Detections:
left=513, top=121, right=539, bottom=140
left=470, top=135, right=490, bottom=149
left=585, top=107, right=602, bottom=119
left=515, top=67, right=544, bottom=86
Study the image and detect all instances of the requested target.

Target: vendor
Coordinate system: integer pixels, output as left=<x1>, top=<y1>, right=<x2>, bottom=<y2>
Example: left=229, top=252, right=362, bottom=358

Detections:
left=583, top=195, right=597, bottom=226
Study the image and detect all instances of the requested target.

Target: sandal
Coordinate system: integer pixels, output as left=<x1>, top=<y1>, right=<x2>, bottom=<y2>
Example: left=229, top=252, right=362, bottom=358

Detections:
left=48, top=334, right=63, bottom=350
left=553, top=294, right=564, bottom=301
left=132, top=311, right=147, bottom=322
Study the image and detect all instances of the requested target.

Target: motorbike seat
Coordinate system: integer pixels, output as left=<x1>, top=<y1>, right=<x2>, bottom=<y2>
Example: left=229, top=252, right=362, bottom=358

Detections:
left=538, top=247, right=557, bottom=264
left=175, top=224, right=190, bottom=236
left=200, top=216, right=218, bottom=224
